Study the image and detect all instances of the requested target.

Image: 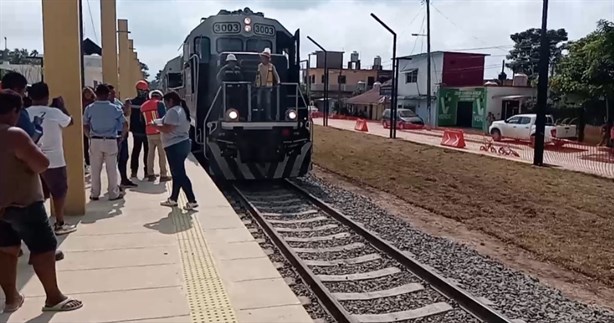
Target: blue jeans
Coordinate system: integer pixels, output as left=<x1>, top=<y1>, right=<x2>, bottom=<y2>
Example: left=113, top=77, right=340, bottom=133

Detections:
left=165, top=139, right=196, bottom=203
left=117, top=135, right=129, bottom=182
left=257, top=87, right=273, bottom=121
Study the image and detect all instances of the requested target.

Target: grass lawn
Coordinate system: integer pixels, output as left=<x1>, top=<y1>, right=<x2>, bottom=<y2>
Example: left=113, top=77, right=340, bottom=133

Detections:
left=313, top=125, right=614, bottom=286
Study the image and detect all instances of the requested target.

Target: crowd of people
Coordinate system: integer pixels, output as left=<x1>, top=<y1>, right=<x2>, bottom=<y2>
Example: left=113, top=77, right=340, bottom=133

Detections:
left=0, top=71, right=198, bottom=313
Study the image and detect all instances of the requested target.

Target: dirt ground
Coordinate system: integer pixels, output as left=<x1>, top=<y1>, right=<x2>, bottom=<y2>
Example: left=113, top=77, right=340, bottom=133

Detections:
left=312, top=125, right=614, bottom=292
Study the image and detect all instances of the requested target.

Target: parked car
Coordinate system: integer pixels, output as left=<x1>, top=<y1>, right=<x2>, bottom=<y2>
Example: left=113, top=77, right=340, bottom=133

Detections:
left=488, top=113, right=576, bottom=147
left=382, top=108, right=425, bottom=129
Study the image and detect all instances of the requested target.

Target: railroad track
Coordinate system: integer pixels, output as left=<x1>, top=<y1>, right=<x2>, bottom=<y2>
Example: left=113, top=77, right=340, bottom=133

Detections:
left=229, top=180, right=514, bottom=323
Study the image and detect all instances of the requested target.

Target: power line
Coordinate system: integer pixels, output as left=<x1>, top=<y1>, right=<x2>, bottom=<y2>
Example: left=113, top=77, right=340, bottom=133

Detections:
left=85, top=0, right=99, bottom=44
left=411, top=14, right=426, bottom=55
left=420, top=20, right=425, bottom=54
left=405, top=3, right=425, bottom=29
left=430, top=3, right=509, bottom=54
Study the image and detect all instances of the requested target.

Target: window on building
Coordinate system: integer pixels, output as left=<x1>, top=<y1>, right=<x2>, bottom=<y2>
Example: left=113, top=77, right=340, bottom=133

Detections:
left=216, top=38, right=242, bottom=53
left=367, top=76, right=375, bottom=86
left=321, top=75, right=326, bottom=83
left=338, top=75, right=346, bottom=84
left=310, top=75, right=315, bottom=83
left=405, top=70, right=418, bottom=83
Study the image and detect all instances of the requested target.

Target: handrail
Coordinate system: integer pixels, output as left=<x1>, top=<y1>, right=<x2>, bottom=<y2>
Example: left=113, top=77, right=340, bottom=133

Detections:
left=219, top=82, right=309, bottom=120
left=203, top=86, right=223, bottom=138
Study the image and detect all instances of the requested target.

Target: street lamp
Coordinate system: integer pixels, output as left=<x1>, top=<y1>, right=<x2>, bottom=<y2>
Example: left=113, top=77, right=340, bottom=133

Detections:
left=307, top=36, right=329, bottom=126
left=533, top=0, right=550, bottom=166
left=371, top=13, right=398, bottom=139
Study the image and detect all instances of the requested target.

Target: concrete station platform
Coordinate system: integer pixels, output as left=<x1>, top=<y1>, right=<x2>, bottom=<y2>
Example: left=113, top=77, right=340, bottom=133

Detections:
left=1, top=155, right=312, bottom=323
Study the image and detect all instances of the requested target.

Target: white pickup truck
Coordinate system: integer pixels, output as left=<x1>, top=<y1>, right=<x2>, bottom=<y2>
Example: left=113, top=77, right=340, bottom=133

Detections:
left=488, top=114, right=576, bottom=147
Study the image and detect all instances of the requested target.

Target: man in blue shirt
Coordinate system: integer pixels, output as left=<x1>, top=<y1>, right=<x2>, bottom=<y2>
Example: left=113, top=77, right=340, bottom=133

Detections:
left=1, top=72, right=37, bottom=138
left=83, top=84, right=127, bottom=201
left=108, top=85, right=137, bottom=188
left=1, top=72, right=65, bottom=262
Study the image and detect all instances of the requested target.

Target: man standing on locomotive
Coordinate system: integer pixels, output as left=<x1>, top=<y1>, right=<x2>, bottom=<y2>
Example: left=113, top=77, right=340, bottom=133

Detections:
left=255, top=48, right=280, bottom=121
left=217, top=54, right=245, bottom=120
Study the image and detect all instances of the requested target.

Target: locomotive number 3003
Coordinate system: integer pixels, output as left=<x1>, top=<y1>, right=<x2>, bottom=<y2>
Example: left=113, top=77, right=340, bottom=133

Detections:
left=213, top=22, right=241, bottom=34
left=254, top=24, right=275, bottom=36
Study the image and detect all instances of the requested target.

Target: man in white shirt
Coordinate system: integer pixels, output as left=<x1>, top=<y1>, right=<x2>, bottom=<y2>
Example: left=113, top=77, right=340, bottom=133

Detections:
left=27, top=82, right=77, bottom=235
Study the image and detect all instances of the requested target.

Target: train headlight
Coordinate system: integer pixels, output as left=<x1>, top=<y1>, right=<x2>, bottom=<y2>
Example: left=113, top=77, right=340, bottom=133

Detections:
left=226, top=109, right=239, bottom=121
left=244, top=17, right=251, bottom=25
left=286, top=109, right=297, bottom=121
left=244, top=25, right=252, bottom=32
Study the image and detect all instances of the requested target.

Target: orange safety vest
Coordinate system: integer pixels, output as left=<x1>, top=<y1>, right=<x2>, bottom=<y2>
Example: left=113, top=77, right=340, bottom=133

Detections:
left=141, top=99, right=163, bottom=135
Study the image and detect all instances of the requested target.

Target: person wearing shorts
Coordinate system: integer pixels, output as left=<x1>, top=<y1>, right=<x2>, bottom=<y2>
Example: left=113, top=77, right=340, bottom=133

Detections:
left=27, top=82, right=77, bottom=235
left=0, top=89, right=82, bottom=313
left=1, top=72, right=65, bottom=261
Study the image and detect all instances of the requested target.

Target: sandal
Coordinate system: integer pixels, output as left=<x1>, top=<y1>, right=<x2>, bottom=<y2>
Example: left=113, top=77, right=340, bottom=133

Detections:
left=42, top=298, right=83, bottom=312
left=3, top=294, right=24, bottom=313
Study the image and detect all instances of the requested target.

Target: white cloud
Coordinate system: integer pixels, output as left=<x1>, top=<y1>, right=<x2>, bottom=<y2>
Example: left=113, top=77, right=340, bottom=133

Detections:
left=1, top=0, right=612, bottom=80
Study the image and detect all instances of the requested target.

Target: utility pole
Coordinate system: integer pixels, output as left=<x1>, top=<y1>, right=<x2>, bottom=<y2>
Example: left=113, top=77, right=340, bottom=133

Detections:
left=307, top=54, right=312, bottom=102
left=533, top=0, right=550, bottom=166
left=324, top=52, right=329, bottom=126
left=337, top=69, right=342, bottom=114
left=426, top=0, right=432, bottom=126
left=78, top=0, right=85, bottom=87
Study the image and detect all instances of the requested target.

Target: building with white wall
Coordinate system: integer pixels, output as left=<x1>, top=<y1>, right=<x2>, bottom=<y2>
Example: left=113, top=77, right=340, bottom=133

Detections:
left=83, top=54, right=103, bottom=88
left=396, top=51, right=488, bottom=125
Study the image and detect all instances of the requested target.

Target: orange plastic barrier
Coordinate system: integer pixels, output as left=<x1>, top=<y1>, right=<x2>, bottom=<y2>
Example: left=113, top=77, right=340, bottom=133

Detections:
left=354, top=119, right=369, bottom=132
left=441, top=129, right=466, bottom=148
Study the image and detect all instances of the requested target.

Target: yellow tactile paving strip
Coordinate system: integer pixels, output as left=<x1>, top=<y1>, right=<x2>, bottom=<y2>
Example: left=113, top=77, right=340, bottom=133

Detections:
left=169, top=183, right=238, bottom=323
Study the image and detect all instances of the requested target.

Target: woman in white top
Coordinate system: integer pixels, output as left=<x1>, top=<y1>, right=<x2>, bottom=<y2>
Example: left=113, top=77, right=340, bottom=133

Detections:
left=153, top=91, right=198, bottom=210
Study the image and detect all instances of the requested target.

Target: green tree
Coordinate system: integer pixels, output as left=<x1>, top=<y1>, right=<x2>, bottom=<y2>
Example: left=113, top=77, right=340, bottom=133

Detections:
left=154, top=70, right=162, bottom=82
left=139, top=62, right=150, bottom=79
left=551, top=20, right=614, bottom=101
left=505, top=28, right=568, bottom=80
left=0, top=48, right=42, bottom=64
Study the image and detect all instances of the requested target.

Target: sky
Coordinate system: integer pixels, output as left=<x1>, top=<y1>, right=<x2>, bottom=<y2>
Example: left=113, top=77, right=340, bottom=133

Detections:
left=1, top=0, right=613, bottom=80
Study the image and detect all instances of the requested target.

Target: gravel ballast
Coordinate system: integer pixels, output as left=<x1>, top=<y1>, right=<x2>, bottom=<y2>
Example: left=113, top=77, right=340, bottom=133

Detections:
left=296, top=174, right=614, bottom=323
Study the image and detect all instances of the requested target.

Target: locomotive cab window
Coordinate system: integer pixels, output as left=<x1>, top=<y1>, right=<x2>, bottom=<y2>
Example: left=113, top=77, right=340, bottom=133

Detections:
left=216, top=38, right=242, bottom=53
left=194, top=37, right=211, bottom=63
left=246, top=39, right=272, bottom=53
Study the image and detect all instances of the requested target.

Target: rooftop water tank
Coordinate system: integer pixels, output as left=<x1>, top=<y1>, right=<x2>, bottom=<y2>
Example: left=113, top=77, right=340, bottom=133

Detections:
left=350, top=51, right=359, bottom=63
left=512, top=73, right=528, bottom=87
left=374, top=55, right=382, bottom=67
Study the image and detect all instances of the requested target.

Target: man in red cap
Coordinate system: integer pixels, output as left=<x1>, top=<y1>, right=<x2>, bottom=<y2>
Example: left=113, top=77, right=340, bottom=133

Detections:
left=125, top=80, right=150, bottom=181
left=141, top=90, right=170, bottom=182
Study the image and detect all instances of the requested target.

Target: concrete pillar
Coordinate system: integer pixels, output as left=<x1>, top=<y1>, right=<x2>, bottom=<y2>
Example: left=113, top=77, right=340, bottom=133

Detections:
left=128, top=39, right=137, bottom=88
left=128, top=39, right=138, bottom=97
left=100, top=0, right=118, bottom=88
left=41, top=0, right=85, bottom=215
left=132, top=51, right=142, bottom=83
left=117, top=19, right=131, bottom=100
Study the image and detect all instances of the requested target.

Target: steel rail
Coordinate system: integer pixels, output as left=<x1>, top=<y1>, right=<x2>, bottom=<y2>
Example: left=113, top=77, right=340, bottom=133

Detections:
left=284, top=179, right=514, bottom=323
left=231, top=185, right=356, bottom=323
